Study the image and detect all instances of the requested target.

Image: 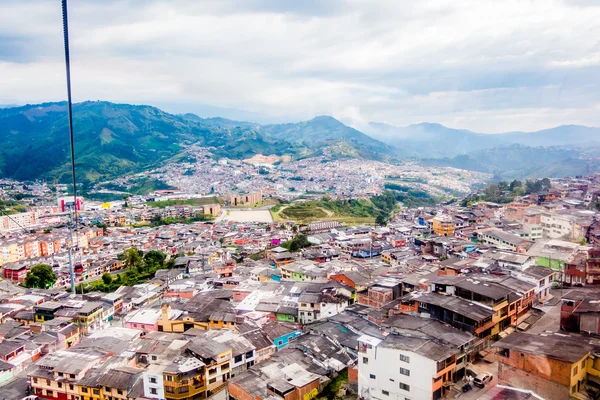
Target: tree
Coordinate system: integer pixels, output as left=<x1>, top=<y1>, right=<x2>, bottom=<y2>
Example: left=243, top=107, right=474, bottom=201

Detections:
left=119, top=248, right=143, bottom=270
left=144, top=250, right=167, bottom=268
left=541, top=178, right=551, bottom=191
left=102, top=273, right=113, bottom=285
left=375, top=214, right=387, bottom=226
left=24, top=264, right=57, bottom=289
left=509, top=180, right=522, bottom=192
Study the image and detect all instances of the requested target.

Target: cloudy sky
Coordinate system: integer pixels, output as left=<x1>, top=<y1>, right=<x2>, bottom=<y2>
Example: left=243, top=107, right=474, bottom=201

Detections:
left=1, top=0, right=599, bottom=133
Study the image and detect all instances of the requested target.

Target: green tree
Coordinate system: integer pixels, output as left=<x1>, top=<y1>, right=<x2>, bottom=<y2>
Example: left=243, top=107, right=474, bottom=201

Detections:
left=102, top=273, right=113, bottom=285
left=24, top=264, right=57, bottom=289
left=119, top=248, right=143, bottom=270
left=509, top=180, right=522, bottom=192
left=375, top=214, right=387, bottom=226
left=541, top=178, right=551, bottom=191
left=144, top=250, right=167, bottom=269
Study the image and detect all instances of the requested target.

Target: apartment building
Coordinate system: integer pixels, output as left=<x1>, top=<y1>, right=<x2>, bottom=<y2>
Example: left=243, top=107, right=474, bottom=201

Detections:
left=358, top=334, right=458, bottom=400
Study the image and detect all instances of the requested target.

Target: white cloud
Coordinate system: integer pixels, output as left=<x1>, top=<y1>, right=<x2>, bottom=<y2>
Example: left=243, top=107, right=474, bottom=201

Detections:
left=0, top=0, right=599, bottom=132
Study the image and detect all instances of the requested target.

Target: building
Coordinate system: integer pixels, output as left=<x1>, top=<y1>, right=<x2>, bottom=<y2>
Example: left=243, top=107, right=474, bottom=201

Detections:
left=358, top=334, right=458, bottom=400
left=494, top=332, right=599, bottom=400
left=541, top=211, right=591, bottom=241
left=432, top=215, right=455, bottom=236
left=0, top=211, right=38, bottom=232
left=260, top=321, right=302, bottom=350
left=227, top=191, right=262, bottom=206
left=477, top=228, right=533, bottom=253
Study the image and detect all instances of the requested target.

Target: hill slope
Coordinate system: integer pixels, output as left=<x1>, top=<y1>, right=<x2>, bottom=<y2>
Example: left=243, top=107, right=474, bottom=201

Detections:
left=367, top=121, right=600, bottom=157
left=0, top=102, right=392, bottom=183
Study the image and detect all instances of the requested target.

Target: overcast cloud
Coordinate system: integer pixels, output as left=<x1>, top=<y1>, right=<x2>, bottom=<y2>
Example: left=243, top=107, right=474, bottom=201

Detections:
left=1, top=0, right=599, bottom=132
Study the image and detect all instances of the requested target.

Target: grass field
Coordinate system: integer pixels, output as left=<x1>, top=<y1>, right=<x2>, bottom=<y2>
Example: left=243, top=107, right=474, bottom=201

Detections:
left=271, top=202, right=375, bottom=225
left=146, top=197, right=223, bottom=208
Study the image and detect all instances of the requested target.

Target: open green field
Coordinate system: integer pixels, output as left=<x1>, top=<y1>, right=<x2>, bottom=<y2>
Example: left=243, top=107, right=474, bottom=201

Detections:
left=271, top=200, right=376, bottom=225
left=146, top=197, right=223, bottom=208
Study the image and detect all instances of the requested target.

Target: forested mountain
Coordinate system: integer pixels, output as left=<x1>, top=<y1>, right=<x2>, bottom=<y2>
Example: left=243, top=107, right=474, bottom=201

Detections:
left=0, top=102, right=392, bottom=183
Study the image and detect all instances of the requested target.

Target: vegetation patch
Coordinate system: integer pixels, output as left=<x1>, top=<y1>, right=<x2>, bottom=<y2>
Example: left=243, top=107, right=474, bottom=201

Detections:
left=146, top=197, right=223, bottom=208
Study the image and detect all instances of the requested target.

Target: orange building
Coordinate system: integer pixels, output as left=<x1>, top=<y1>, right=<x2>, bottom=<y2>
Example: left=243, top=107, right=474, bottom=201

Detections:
left=432, top=215, right=455, bottom=236
left=495, top=332, right=597, bottom=400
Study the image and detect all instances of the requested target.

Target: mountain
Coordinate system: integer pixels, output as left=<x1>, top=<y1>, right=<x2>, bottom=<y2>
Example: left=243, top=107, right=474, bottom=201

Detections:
left=366, top=121, right=600, bottom=157
left=0, top=102, right=392, bottom=183
left=421, top=144, right=600, bottom=180
left=503, top=125, right=600, bottom=146
left=261, top=116, right=393, bottom=159
left=366, top=122, right=506, bottom=157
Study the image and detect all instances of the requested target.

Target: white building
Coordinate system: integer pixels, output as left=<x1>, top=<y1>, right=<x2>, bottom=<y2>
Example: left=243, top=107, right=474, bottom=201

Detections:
left=0, top=211, right=38, bottom=232
left=358, top=334, right=458, bottom=400
left=540, top=212, right=590, bottom=241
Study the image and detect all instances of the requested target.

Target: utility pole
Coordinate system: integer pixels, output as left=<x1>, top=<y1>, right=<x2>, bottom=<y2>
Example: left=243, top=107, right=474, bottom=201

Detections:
left=62, top=0, right=78, bottom=294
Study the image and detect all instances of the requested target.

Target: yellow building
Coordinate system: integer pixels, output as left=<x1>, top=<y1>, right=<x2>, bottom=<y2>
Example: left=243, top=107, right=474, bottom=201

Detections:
left=186, top=337, right=232, bottom=396
left=0, top=241, right=21, bottom=265
left=163, top=358, right=207, bottom=400
left=201, top=204, right=221, bottom=217
left=432, top=215, right=455, bottom=236
left=157, top=302, right=236, bottom=333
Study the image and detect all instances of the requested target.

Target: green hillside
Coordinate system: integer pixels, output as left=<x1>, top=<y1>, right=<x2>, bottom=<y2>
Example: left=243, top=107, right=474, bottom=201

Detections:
left=0, top=102, right=393, bottom=183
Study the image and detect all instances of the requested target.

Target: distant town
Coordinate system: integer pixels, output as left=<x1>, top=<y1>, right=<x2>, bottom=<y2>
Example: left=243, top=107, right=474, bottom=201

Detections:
left=0, top=152, right=600, bottom=400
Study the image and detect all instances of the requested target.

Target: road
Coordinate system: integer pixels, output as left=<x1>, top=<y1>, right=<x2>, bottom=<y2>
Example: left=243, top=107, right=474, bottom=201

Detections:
left=449, top=361, right=499, bottom=400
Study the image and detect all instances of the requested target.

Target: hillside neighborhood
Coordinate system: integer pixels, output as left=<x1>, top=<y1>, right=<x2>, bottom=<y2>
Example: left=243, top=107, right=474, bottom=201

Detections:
left=0, top=172, right=599, bottom=400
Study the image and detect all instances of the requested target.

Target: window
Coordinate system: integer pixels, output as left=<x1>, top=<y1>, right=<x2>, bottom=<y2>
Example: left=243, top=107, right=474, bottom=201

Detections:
left=151, top=355, right=158, bottom=361
left=150, top=377, right=156, bottom=384
left=117, top=390, right=123, bottom=395
left=70, top=374, right=76, bottom=379
left=58, top=383, right=62, bottom=388
left=93, top=390, right=100, bottom=395
left=582, top=360, right=586, bottom=369
left=399, top=354, right=410, bottom=363
left=209, top=378, right=216, bottom=384
left=82, top=388, right=89, bottom=393
left=33, top=378, right=38, bottom=384
left=382, top=390, right=390, bottom=396
left=277, top=341, right=283, bottom=346
left=165, top=387, right=174, bottom=393
left=399, top=367, right=410, bottom=376
left=234, top=354, right=243, bottom=363
left=363, top=357, right=368, bottom=364
left=399, top=383, right=410, bottom=392
left=166, top=375, right=173, bottom=382
left=58, top=372, right=64, bottom=377
left=369, top=374, right=376, bottom=379
left=70, top=385, right=74, bottom=390
left=105, top=387, right=111, bottom=392
left=47, top=379, right=51, bottom=386
left=178, top=387, right=189, bottom=394
left=150, top=388, right=157, bottom=395
left=573, top=366, right=578, bottom=376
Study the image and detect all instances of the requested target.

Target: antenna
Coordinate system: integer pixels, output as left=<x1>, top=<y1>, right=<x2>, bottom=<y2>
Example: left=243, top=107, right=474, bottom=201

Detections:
left=62, top=0, right=78, bottom=294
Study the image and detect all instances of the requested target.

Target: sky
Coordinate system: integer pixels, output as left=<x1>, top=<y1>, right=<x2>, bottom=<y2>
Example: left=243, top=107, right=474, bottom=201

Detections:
left=1, top=0, right=599, bottom=133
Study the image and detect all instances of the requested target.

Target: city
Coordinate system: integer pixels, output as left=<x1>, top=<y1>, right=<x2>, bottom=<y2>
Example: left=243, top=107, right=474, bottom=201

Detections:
left=2, top=1, right=600, bottom=400
left=0, top=166, right=600, bottom=400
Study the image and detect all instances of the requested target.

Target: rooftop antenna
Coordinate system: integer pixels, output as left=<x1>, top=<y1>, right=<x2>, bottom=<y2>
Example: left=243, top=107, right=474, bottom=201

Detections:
left=62, top=0, right=78, bottom=294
